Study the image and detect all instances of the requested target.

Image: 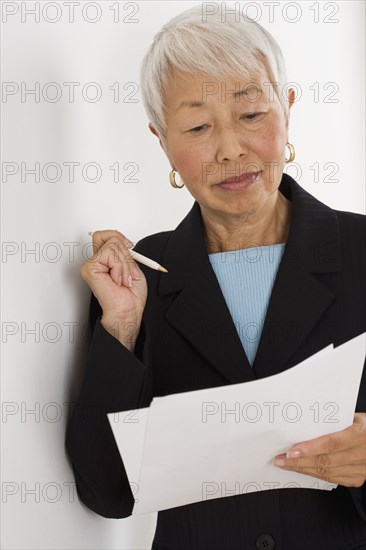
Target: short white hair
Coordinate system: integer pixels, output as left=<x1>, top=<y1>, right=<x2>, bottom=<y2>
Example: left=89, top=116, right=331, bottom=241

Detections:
left=140, top=4, right=289, bottom=148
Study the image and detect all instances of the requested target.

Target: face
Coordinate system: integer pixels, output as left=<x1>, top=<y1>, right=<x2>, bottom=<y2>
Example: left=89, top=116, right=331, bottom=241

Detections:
left=150, top=66, right=295, bottom=221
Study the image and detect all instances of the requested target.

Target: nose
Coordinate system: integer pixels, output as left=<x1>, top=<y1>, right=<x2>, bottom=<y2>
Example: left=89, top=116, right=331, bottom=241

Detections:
left=215, top=124, right=248, bottom=164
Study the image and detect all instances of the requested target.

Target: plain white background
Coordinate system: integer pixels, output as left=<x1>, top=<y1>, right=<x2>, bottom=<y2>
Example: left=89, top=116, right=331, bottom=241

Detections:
left=1, top=1, right=365, bottom=548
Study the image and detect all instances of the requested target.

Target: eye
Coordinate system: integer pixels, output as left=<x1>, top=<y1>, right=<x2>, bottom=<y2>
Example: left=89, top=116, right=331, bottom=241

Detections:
left=189, top=125, right=207, bottom=133
left=188, top=113, right=263, bottom=133
left=241, top=112, right=263, bottom=121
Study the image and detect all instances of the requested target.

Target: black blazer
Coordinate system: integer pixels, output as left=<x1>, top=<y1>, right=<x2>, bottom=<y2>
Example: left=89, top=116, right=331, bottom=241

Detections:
left=66, top=173, right=366, bottom=550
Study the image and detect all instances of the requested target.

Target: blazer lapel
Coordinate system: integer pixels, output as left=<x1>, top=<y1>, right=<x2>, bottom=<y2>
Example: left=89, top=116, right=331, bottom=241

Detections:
left=158, top=200, right=256, bottom=384
left=158, top=174, right=342, bottom=383
left=253, top=176, right=342, bottom=377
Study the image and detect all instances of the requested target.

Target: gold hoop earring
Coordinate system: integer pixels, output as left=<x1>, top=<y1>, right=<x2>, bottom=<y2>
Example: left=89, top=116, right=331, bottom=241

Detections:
left=285, top=142, right=295, bottom=163
left=169, top=169, right=185, bottom=189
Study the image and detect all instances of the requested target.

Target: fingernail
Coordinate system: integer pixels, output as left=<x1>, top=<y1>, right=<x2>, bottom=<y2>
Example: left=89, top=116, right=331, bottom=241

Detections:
left=128, top=275, right=133, bottom=287
left=274, top=457, right=287, bottom=467
left=131, top=267, right=140, bottom=280
left=287, top=450, right=301, bottom=459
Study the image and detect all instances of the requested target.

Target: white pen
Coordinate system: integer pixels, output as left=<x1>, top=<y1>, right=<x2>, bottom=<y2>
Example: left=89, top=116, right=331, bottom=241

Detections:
left=88, top=231, right=168, bottom=273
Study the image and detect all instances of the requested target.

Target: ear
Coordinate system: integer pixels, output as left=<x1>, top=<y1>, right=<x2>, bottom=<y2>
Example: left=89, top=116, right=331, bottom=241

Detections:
left=148, top=123, right=174, bottom=170
left=287, top=87, right=296, bottom=110
left=148, top=123, right=165, bottom=150
left=148, top=122, right=158, bottom=137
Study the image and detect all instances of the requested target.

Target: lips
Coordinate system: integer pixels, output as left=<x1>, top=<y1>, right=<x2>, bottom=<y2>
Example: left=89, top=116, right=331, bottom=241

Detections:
left=217, top=171, right=261, bottom=191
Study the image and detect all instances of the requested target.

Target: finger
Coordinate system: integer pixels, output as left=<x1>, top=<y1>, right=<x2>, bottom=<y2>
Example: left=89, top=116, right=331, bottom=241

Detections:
left=91, top=230, right=134, bottom=255
left=286, top=413, right=366, bottom=459
left=101, top=240, right=136, bottom=288
left=277, top=463, right=365, bottom=487
left=104, top=240, right=144, bottom=287
left=130, top=261, right=142, bottom=281
left=85, top=238, right=135, bottom=288
left=274, top=447, right=365, bottom=469
left=285, top=423, right=365, bottom=459
left=288, top=463, right=365, bottom=478
left=354, top=412, right=366, bottom=428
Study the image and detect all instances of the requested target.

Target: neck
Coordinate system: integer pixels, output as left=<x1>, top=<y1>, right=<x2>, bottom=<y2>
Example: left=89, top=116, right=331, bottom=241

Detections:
left=202, top=191, right=292, bottom=254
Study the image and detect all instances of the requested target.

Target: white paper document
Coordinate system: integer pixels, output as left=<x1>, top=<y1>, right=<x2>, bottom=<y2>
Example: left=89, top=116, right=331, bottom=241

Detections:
left=107, top=333, right=365, bottom=514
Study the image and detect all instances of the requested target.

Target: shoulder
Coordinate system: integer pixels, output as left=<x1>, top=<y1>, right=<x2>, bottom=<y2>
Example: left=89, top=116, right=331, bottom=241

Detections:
left=333, top=207, right=365, bottom=233
left=284, top=174, right=365, bottom=245
left=334, top=209, right=366, bottom=267
left=132, top=230, right=173, bottom=262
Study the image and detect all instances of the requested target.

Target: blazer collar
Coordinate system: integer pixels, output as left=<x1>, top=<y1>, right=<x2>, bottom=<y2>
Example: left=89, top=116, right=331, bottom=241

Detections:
left=157, top=173, right=341, bottom=382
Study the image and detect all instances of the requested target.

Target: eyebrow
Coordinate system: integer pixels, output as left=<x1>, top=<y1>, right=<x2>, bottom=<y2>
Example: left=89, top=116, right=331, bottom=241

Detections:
left=175, top=86, right=261, bottom=113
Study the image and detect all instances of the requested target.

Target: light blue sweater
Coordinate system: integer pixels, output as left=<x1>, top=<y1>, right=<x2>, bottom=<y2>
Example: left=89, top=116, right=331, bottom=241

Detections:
left=208, top=243, right=286, bottom=366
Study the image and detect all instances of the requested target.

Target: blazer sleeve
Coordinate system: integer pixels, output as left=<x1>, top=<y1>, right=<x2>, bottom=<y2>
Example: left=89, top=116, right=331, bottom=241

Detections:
left=348, top=483, right=366, bottom=522
left=347, top=354, right=366, bottom=521
left=65, top=287, right=152, bottom=519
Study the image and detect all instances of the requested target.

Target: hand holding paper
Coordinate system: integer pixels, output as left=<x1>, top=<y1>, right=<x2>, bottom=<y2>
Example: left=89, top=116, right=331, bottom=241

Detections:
left=273, top=411, right=366, bottom=487
left=108, top=333, right=365, bottom=514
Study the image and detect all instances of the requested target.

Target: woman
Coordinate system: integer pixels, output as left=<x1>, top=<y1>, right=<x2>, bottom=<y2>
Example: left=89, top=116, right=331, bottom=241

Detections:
left=65, top=5, right=366, bottom=549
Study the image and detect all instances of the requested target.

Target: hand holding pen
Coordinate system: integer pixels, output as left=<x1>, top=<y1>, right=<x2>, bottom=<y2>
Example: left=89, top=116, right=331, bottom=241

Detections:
left=80, top=229, right=167, bottom=352
left=88, top=231, right=168, bottom=273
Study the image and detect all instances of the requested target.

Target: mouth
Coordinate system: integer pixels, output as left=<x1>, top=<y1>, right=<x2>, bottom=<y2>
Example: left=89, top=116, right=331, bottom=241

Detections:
left=216, top=171, right=261, bottom=191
